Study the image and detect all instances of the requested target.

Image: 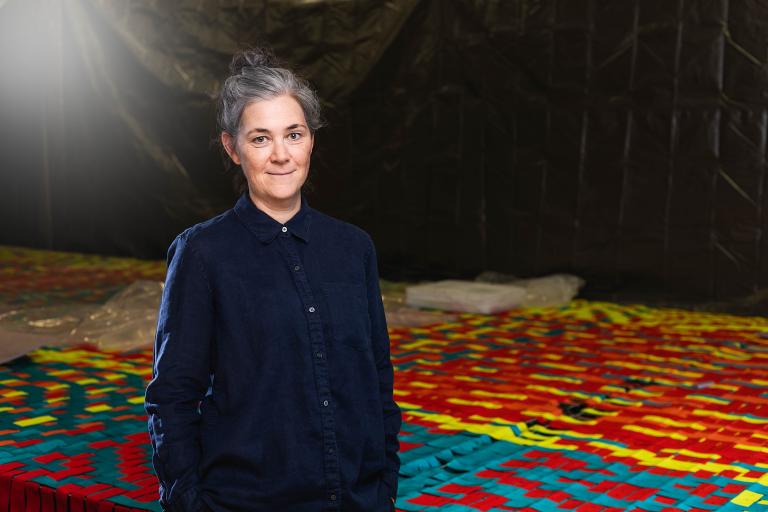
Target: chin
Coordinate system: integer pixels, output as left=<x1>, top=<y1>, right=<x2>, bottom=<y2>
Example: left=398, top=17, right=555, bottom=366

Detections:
left=269, top=188, right=302, bottom=201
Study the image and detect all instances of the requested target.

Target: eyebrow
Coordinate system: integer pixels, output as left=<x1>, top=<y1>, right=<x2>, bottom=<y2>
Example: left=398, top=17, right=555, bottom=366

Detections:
left=245, top=124, right=307, bottom=136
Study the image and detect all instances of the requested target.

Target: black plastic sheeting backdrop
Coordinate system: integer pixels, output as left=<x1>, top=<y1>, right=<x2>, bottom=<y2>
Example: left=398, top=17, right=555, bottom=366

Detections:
left=1, top=0, right=768, bottom=305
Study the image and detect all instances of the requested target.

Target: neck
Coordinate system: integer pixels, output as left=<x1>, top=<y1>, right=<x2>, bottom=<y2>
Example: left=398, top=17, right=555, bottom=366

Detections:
left=249, top=192, right=301, bottom=224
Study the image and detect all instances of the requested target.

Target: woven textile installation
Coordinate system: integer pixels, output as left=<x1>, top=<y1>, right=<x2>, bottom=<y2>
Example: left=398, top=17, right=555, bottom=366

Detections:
left=0, top=246, right=767, bottom=511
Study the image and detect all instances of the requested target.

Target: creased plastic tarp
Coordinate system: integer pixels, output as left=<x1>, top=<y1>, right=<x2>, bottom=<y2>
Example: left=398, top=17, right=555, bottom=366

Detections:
left=2, top=0, right=767, bottom=304
left=0, top=0, right=417, bottom=257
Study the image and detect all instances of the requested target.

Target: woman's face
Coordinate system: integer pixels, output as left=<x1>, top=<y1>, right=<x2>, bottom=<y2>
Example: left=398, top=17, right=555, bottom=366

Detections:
left=222, top=94, right=314, bottom=208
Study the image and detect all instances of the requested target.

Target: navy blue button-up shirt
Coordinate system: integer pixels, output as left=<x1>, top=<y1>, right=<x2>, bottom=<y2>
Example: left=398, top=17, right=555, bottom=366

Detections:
left=144, top=193, right=402, bottom=512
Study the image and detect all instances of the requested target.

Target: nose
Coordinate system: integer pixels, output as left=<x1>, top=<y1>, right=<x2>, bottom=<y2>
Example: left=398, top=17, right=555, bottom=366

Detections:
left=270, top=140, right=289, bottom=163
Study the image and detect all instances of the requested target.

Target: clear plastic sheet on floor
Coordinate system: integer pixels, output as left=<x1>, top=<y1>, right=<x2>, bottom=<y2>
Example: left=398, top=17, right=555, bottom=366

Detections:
left=67, top=280, right=163, bottom=352
left=0, top=280, right=163, bottom=355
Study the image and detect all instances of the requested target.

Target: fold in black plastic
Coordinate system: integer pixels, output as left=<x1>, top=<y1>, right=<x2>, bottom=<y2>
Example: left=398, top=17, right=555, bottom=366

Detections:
left=1, top=0, right=766, bottom=304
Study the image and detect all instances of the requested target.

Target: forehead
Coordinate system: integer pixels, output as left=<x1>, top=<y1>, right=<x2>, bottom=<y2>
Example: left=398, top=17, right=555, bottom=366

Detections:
left=240, top=95, right=307, bottom=130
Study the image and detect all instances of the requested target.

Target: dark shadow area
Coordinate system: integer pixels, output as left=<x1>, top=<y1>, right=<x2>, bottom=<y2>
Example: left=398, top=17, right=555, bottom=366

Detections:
left=1, top=0, right=767, bottom=310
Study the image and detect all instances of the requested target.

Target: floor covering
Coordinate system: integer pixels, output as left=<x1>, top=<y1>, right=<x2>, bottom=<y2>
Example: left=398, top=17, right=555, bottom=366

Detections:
left=0, top=246, right=766, bottom=511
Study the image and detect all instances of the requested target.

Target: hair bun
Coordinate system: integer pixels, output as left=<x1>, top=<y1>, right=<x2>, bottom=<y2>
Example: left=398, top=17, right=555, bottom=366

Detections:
left=229, top=47, right=281, bottom=74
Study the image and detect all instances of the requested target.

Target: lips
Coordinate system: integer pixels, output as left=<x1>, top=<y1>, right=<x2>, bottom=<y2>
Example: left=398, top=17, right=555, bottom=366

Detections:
left=266, top=170, right=296, bottom=176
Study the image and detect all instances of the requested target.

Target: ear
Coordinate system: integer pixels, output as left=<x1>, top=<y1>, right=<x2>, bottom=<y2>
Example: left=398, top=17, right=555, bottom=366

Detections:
left=221, top=132, right=241, bottom=165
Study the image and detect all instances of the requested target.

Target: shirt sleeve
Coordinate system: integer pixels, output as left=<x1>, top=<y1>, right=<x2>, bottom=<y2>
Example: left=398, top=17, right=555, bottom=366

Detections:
left=364, top=236, right=402, bottom=502
left=144, top=233, right=213, bottom=512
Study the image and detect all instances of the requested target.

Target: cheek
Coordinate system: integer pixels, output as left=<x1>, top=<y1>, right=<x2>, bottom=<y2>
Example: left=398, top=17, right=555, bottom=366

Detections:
left=240, top=149, right=270, bottom=171
left=298, top=146, right=313, bottom=166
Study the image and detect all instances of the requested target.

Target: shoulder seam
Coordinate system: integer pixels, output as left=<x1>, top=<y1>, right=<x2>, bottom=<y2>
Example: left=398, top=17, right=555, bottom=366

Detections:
left=179, top=231, right=213, bottom=295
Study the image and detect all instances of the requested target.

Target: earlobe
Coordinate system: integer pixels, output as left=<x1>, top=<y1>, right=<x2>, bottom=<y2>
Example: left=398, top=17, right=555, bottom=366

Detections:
left=221, top=132, right=241, bottom=165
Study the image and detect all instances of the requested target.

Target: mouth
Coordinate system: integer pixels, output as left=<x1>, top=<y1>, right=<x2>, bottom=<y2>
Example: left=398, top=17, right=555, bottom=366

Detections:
left=266, top=170, right=296, bottom=176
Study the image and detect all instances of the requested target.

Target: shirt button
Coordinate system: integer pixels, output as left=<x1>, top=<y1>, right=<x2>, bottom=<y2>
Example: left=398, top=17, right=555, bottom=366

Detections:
left=308, top=306, right=316, bottom=313
left=281, top=226, right=288, bottom=233
left=327, top=447, right=334, bottom=454
left=316, top=351, right=323, bottom=359
left=294, top=265, right=301, bottom=271
left=322, top=400, right=329, bottom=407
left=330, top=494, right=336, bottom=501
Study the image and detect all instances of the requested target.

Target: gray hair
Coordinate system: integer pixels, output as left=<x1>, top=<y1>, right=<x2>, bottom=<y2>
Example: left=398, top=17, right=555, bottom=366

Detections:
left=217, top=48, right=324, bottom=138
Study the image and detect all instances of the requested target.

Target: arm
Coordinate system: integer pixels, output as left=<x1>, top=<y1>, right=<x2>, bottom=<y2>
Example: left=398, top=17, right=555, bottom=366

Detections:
left=364, top=236, right=402, bottom=502
left=144, top=233, right=213, bottom=512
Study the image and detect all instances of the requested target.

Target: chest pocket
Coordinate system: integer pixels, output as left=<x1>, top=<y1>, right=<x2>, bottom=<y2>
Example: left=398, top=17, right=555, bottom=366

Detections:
left=321, top=282, right=371, bottom=351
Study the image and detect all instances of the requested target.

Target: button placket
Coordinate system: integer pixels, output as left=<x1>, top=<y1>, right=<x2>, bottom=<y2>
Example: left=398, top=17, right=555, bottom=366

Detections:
left=277, top=236, right=341, bottom=499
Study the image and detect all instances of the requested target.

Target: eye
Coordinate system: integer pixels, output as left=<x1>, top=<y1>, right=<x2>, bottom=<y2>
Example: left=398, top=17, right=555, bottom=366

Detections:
left=287, top=132, right=302, bottom=141
left=251, top=135, right=268, bottom=145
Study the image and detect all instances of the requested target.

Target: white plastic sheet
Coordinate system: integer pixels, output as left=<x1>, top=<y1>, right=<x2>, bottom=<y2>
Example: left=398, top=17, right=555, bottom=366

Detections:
left=476, top=272, right=584, bottom=308
left=405, top=280, right=527, bottom=314
left=512, top=274, right=584, bottom=308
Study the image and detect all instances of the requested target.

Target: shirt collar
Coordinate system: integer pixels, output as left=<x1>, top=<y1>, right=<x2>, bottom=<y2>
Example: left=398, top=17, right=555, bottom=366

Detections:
left=234, top=192, right=312, bottom=244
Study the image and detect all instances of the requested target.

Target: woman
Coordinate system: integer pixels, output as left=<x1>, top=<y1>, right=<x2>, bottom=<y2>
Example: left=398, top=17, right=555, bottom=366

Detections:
left=144, top=48, right=401, bottom=512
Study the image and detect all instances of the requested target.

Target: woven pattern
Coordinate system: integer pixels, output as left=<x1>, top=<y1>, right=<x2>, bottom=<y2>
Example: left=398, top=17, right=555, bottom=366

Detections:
left=394, top=303, right=768, bottom=511
left=0, top=246, right=165, bottom=307
left=0, top=246, right=767, bottom=510
left=0, top=347, right=156, bottom=511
